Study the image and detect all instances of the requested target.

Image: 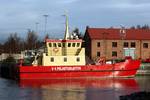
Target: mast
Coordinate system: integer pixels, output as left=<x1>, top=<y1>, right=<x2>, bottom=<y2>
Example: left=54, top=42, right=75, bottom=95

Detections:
left=64, top=13, right=70, bottom=40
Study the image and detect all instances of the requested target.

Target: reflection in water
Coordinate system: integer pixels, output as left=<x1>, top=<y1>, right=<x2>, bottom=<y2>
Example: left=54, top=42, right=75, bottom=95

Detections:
left=20, top=78, right=138, bottom=89
left=19, top=78, right=139, bottom=100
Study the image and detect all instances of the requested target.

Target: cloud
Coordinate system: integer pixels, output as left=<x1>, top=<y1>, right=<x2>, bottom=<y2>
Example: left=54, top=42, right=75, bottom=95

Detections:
left=0, top=0, right=150, bottom=41
left=58, top=0, right=79, bottom=4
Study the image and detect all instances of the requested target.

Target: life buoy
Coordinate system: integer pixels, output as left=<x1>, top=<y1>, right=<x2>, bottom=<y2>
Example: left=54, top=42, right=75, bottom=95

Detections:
left=98, top=57, right=106, bottom=65
left=53, top=48, right=59, bottom=53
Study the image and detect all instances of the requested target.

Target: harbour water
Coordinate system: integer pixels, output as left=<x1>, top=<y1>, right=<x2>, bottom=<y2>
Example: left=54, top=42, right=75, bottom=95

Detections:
left=0, top=76, right=150, bottom=100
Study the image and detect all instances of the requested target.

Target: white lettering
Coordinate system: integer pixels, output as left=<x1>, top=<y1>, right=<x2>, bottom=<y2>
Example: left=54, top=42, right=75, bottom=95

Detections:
left=51, top=67, right=81, bottom=71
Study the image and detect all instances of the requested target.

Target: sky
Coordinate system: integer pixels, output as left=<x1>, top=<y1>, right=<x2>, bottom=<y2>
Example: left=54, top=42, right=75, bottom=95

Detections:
left=0, top=0, right=150, bottom=42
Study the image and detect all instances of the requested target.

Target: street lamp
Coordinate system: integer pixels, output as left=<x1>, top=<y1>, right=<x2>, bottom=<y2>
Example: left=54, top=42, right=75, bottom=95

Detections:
left=35, top=22, right=39, bottom=34
left=43, top=14, right=49, bottom=34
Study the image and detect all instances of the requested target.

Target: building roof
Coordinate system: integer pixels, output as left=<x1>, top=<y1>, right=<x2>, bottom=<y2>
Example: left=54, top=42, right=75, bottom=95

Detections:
left=86, top=28, right=150, bottom=40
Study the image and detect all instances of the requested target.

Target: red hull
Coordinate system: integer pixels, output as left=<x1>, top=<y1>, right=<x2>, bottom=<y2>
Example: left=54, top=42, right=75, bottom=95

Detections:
left=19, top=59, right=141, bottom=79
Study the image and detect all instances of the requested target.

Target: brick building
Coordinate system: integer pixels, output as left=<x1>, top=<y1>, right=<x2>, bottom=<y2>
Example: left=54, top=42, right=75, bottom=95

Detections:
left=84, top=27, right=150, bottom=60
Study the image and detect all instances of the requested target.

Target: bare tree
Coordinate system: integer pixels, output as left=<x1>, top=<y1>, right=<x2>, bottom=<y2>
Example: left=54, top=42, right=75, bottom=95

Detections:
left=3, top=33, right=21, bottom=53
left=130, top=24, right=150, bottom=29
left=73, top=27, right=83, bottom=39
left=25, top=29, right=38, bottom=50
left=0, top=43, right=3, bottom=54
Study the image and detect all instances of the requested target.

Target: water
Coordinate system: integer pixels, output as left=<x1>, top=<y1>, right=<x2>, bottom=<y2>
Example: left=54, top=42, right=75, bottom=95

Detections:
left=0, top=77, right=150, bottom=100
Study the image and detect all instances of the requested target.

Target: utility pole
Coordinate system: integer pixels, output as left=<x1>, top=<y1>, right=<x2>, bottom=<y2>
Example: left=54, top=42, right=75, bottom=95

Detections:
left=43, top=14, right=49, bottom=34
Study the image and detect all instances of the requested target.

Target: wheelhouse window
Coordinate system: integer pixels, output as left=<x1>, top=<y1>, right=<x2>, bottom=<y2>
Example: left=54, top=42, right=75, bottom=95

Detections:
left=112, top=51, right=117, bottom=57
left=77, top=43, right=80, bottom=47
left=131, top=42, right=136, bottom=48
left=97, top=42, right=100, bottom=47
left=68, top=43, right=71, bottom=47
left=97, top=52, right=100, bottom=57
left=64, top=57, right=67, bottom=62
left=62, top=43, right=65, bottom=47
left=124, top=42, right=128, bottom=48
left=76, top=57, right=80, bottom=62
left=58, top=43, right=61, bottom=47
left=72, top=43, right=76, bottom=47
left=53, top=43, right=57, bottom=47
left=143, top=43, right=148, bottom=48
left=50, top=57, right=54, bottom=62
left=49, top=43, right=52, bottom=47
left=112, top=42, right=117, bottom=47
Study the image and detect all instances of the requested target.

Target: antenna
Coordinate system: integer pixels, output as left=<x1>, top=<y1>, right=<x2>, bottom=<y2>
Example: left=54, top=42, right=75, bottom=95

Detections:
left=62, top=11, right=70, bottom=40
left=120, top=25, right=126, bottom=39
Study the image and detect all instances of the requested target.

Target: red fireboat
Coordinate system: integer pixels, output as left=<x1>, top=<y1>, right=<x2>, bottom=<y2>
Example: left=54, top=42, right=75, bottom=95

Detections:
left=18, top=14, right=141, bottom=79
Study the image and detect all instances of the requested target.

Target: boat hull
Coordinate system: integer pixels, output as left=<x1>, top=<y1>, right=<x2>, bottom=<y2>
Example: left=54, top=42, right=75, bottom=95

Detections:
left=19, top=59, right=141, bottom=79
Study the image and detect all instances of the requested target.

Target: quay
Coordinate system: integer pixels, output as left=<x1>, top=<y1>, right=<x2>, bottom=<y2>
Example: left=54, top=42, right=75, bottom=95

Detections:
left=136, top=63, right=150, bottom=75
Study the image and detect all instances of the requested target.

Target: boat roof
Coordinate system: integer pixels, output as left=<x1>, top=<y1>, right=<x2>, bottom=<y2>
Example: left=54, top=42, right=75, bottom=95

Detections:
left=45, top=39, right=83, bottom=43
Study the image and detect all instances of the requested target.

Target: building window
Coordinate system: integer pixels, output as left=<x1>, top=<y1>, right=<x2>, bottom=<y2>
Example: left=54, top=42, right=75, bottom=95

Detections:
left=97, top=52, right=100, bottom=57
left=143, top=43, right=148, bottom=48
left=124, top=42, right=128, bottom=48
left=64, top=57, right=67, bottom=62
left=50, top=57, right=54, bottom=62
left=97, top=42, right=100, bottom=47
left=131, top=42, right=136, bottom=48
left=112, top=51, right=117, bottom=57
left=76, top=57, right=80, bottom=62
left=112, top=42, right=117, bottom=47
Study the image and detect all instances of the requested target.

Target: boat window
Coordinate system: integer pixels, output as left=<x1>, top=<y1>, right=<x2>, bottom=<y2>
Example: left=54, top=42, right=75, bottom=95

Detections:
left=58, top=43, right=61, bottom=47
left=76, top=57, right=80, bottom=62
left=50, top=57, right=54, bottom=62
left=68, top=43, right=71, bottom=47
left=25, top=52, right=27, bottom=56
left=77, top=43, right=80, bottom=47
left=62, top=42, right=66, bottom=47
left=53, top=43, right=57, bottom=47
left=72, top=43, right=76, bottom=47
left=64, top=57, right=67, bottom=62
left=27, top=52, right=32, bottom=56
left=49, top=43, right=52, bottom=47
